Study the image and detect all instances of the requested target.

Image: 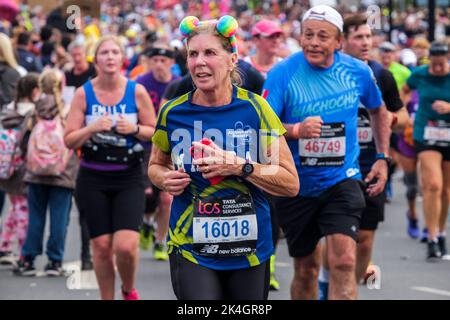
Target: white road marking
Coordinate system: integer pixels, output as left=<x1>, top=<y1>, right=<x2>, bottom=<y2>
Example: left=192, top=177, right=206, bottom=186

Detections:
left=411, top=286, right=450, bottom=297
left=275, top=262, right=291, bottom=268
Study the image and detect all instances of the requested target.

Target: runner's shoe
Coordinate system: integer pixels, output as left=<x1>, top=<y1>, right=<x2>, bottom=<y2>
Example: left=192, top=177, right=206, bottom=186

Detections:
left=269, top=274, right=280, bottom=291
left=427, top=240, right=441, bottom=261
left=407, top=212, right=420, bottom=239
left=140, top=223, right=154, bottom=251
left=153, top=242, right=169, bottom=261
left=420, top=228, right=429, bottom=243
left=269, top=254, right=280, bottom=291
left=438, top=236, right=450, bottom=260
left=122, top=287, right=140, bottom=300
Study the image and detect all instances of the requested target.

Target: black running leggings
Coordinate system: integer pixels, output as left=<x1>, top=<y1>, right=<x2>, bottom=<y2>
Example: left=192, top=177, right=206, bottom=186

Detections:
left=169, top=250, right=270, bottom=300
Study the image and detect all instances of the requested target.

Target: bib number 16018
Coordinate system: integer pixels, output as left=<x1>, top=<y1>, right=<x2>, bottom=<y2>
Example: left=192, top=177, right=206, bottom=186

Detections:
left=202, top=220, right=250, bottom=239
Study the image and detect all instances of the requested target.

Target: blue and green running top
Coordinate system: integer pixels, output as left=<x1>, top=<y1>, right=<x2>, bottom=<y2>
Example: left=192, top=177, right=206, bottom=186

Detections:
left=152, top=86, right=285, bottom=270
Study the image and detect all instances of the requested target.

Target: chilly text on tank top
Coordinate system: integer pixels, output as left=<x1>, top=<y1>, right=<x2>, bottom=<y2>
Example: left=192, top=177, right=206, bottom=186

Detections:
left=81, top=80, right=142, bottom=171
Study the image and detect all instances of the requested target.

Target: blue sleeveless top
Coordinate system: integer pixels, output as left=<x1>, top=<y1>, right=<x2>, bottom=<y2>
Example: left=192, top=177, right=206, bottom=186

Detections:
left=82, top=80, right=139, bottom=171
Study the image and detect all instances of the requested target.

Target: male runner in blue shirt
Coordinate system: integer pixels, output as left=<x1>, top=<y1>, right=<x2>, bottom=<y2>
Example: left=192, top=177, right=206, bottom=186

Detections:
left=263, top=5, right=391, bottom=300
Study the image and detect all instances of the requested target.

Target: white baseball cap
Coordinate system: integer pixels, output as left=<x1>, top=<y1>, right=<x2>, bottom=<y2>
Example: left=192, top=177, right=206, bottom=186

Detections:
left=400, top=49, right=417, bottom=66
left=302, top=5, right=344, bottom=32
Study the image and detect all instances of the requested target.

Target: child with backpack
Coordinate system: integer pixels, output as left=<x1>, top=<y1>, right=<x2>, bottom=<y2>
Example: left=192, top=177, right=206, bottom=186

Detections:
left=0, top=74, right=39, bottom=266
left=14, top=69, right=79, bottom=276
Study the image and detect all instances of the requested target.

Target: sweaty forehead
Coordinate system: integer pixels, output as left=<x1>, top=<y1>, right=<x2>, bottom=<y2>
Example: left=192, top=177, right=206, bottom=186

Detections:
left=348, top=24, right=372, bottom=36
left=430, top=55, right=448, bottom=63
left=302, top=19, right=337, bottom=34
left=99, top=41, right=121, bottom=51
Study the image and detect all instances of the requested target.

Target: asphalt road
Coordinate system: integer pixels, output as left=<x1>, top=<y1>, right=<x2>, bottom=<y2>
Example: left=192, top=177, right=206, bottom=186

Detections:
left=1, top=172, right=449, bottom=300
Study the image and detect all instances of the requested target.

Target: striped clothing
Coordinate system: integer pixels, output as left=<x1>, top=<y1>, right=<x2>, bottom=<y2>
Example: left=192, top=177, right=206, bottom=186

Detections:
left=152, top=86, right=285, bottom=270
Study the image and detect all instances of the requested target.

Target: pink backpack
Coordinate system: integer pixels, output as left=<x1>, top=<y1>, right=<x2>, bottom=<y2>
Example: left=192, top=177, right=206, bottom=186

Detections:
left=27, top=118, right=72, bottom=176
left=0, top=128, right=23, bottom=179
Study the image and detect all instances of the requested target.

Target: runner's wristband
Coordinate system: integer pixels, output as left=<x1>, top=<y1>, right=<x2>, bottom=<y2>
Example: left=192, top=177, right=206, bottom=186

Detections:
left=375, top=153, right=392, bottom=165
left=293, top=122, right=302, bottom=139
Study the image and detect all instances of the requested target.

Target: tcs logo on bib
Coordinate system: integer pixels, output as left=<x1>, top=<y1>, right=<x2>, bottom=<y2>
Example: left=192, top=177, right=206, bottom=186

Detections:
left=197, top=200, right=221, bottom=215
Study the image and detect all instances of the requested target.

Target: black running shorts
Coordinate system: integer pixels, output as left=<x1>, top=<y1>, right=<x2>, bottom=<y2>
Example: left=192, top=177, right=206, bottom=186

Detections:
left=75, top=165, right=145, bottom=239
left=360, top=172, right=386, bottom=231
left=360, top=190, right=385, bottom=231
left=414, top=140, right=450, bottom=162
left=274, top=178, right=366, bottom=258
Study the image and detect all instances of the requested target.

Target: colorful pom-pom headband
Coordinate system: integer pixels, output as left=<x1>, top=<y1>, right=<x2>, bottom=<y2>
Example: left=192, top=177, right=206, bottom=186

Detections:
left=179, top=15, right=239, bottom=54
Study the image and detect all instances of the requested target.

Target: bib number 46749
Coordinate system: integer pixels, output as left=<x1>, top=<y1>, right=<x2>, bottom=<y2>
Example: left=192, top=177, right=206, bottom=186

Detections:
left=300, top=122, right=346, bottom=167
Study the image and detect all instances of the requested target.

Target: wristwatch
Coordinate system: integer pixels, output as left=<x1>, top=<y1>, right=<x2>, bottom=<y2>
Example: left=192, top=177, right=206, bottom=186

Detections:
left=375, top=153, right=392, bottom=165
left=241, top=161, right=254, bottom=178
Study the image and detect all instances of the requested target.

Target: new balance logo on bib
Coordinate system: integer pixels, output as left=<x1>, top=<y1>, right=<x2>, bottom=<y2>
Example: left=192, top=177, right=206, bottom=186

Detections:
left=193, top=193, right=258, bottom=258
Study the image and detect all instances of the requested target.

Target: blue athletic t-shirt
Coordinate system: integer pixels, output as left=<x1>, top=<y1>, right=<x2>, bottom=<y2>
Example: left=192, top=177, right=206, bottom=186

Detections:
left=263, top=51, right=382, bottom=197
left=152, top=86, right=285, bottom=270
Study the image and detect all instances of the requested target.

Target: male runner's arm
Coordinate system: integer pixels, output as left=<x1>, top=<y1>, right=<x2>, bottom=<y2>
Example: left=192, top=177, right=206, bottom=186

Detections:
left=283, top=117, right=323, bottom=140
left=263, top=63, right=321, bottom=140
left=390, top=107, right=409, bottom=132
left=400, top=84, right=413, bottom=107
left=366, top=103, right=391, bottom=197
left=381, top=68, right=409, bottom=132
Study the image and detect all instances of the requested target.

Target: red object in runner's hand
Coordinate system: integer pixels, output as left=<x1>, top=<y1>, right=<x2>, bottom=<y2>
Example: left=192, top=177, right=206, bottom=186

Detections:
left=190, top=138, right=224, bottom=185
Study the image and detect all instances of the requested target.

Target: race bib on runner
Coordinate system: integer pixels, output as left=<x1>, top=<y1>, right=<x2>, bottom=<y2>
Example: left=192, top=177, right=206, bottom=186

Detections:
left=357, top=108, right=374, bottom=149
left=192, top=193, right=257, bottom=257
left=424, top=120, right=450, bottom=147
left=299, top=122, right=346, bottom=167
left=358, top=126, right=373, bottom=144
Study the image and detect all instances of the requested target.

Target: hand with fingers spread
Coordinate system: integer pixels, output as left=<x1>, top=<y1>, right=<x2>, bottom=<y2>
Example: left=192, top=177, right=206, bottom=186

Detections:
left=365, top=159, right=388, bottom=197
left=295, top=116, right=323, bottom=139
left=88, top=113, right=113, bottom=134
left=161, top=168, right=191, bottom=196
left=116, top=114, right=139, bottom=135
